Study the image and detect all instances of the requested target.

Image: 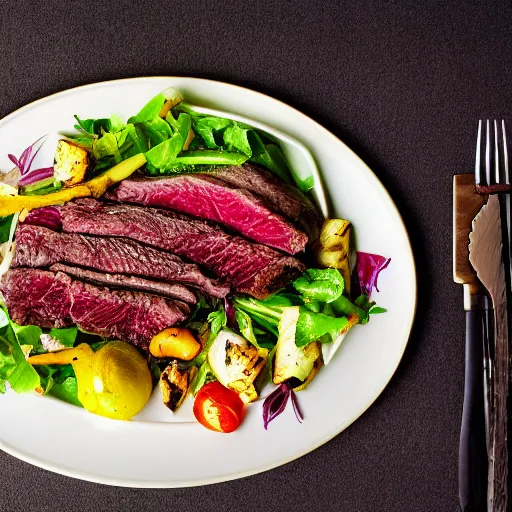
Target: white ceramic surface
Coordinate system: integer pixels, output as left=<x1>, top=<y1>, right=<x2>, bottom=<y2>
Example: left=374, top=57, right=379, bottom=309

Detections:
left=0, top=77, right=416, bottom=487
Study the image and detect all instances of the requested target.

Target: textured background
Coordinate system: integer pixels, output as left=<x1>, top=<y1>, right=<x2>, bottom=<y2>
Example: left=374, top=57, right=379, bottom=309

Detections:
left=2, top=1, right=512, bottom=511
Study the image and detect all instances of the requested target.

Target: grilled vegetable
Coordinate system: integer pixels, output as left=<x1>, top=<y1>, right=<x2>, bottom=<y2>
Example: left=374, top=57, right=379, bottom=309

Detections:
left=160, top=361, right=197, bottom=412
left=150, top=327, right=201, bottom=361
left=54, top=140, right=91, bottom=186
left=28, top=341, right=152, bottom=420
left=208, top=329, right=266, bottom=403
left=313, top=219, right=352, bottom=294
left=0, top=153, right=146, bottom=216
left=273, top=307, right=321, bottom=384
left=193, top=381, right=245, bottom=433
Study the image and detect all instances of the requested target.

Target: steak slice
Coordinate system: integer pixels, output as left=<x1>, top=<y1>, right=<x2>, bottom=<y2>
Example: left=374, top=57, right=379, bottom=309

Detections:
left=0, top=269, right=72, bottom=328
left=0, top=269, right=190, bottom=350
left=105, top=175, right=308, bottom=255
left=13, top=224, right=228, bottom=298
left=49, top=263, right=197, bottom=305
left=69, top=279, right=190, bottom=350
left=60, top=199, right=306, bottom=299
left=204, top=164, right=322, bottom=241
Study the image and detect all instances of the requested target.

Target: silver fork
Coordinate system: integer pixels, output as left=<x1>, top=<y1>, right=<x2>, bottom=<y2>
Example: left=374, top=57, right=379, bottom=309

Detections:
left=475, top=120, right=512, bottom=261
left=474, top=119, right=512, bottom=511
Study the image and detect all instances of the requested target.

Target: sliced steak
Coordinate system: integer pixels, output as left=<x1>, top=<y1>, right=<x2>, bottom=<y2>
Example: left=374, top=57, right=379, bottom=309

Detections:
left=13, top=224, right=228, bottom=298
left=49, top=263, right=197, bottom=305
left=0, top=268, right=190, bottom=350
left=0, top=269, right=72, bottom=328
left=105, top=175, right=308, bottom=255
left=204, top=164, right=322, bottom=240
left=69, top=279, right=190, bottom=350
left=60, top=199, right=305, bottom=299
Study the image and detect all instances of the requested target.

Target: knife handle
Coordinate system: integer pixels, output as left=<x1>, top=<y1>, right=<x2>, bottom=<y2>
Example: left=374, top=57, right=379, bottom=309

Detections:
left=459, top=309, right=488, bottom=512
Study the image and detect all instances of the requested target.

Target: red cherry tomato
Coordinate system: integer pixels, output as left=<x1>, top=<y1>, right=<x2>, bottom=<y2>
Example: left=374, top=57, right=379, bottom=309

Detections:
left=193, top=382, right=245, bottom=433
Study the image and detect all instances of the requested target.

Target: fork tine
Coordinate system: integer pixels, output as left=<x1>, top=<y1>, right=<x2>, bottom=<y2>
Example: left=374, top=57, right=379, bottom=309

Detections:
left=495, top=120, right=500, bottom=183
left=503, top=120, right=510, bottom=185
left=475, top=120, right=482, bottom=185
left=486, top=119, right=491, bottom=185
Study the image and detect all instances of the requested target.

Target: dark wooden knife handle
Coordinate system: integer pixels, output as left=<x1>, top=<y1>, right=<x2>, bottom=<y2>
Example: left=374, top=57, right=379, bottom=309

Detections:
left=459, top=309, right=488, bottom=512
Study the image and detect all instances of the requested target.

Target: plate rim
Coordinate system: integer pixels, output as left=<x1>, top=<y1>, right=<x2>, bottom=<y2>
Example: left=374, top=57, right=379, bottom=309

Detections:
left=0, top=76, right=417, bottom=487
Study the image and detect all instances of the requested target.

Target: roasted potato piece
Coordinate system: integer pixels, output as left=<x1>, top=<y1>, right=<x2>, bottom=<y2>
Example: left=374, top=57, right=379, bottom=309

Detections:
left=54, top=140, right=91, bottom=186
left=313, top=219, right=352, bottom=294
left=150, top=328, right=201, bottom=361
left=160, top=361, right=197, bottom=412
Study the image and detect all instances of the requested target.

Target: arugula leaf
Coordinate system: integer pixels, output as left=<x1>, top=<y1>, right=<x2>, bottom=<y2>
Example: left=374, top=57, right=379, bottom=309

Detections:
left=293, top=268, right=345, bottom=303
left=49, top=326, right=78, bottom=348
left=0, top=215, right=14, bottom=244
left=295, top=308, right=349, bottom=347
left=369, top=306, right=387, bottom=314
left=128, top=93, right=166, bottom=124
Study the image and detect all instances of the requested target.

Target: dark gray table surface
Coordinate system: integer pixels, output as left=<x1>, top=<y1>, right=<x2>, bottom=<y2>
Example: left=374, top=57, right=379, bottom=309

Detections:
left=2, top=1, right=512, bottom=511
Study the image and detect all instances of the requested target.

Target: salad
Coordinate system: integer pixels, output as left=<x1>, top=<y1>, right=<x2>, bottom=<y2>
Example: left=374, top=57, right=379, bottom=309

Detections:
left=0, top=88, right=390, bottom=432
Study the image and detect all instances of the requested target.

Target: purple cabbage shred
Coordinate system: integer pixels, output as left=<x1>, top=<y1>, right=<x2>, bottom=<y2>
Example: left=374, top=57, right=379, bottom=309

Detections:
left=356, top=251, right=391, bottom=296
left=262, top=382, right=303, bottom=430
left=7, top=135, right=54, bottom=187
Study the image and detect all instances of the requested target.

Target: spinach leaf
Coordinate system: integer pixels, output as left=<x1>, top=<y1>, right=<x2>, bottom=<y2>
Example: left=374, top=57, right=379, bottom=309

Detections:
left=49, top=326, right=78, bottom=348
left=144, top=114, right=191, bottom=171
left=192, top=115, right=231, bottom=148
left=295, top=308, right=349, bottom=347
left=49, top=376, right=82, bottom=407
left=128, top=93, right=166, bottom=124
left=293, top=268, right=345, bottom=303
left=0, top=215, right=14, bottom=244
left=223, top=122, right=252, bottom=156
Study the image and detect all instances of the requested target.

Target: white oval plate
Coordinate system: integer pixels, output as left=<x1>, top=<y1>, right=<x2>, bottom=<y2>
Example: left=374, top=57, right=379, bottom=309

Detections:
left=0, top=78, right=416, bottom=487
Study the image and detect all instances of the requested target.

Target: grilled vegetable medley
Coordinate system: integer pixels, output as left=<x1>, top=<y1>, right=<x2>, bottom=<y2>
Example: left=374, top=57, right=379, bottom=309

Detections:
left=0, top=89, right=390, bottom=431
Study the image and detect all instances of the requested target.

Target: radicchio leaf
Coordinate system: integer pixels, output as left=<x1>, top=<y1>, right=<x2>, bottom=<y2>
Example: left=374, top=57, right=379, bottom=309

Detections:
left=7, top=135, right=54, bottom=187
left=262, top=381, right=303, bottom=429
left=356, top=251, right=391, bottom=297
left=23, top=206, right=62, bottom=231
left=18, top=167, right=54, bottom=186
left=224, top=297, right=237, bottom=329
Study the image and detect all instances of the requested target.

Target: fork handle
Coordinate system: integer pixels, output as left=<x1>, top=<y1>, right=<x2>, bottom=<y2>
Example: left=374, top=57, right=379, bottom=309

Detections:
left=459, top=309, right=488, bottom=512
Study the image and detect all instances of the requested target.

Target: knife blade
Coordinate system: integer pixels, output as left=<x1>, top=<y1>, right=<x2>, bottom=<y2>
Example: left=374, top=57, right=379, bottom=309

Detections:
left=470, top=194, right=509, bottom=512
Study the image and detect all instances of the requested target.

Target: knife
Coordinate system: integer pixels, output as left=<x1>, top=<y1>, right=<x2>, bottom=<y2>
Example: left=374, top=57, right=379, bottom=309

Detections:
left=470, top=194, right=509, bottom=512
left=453, top=174, right=489, bottom=512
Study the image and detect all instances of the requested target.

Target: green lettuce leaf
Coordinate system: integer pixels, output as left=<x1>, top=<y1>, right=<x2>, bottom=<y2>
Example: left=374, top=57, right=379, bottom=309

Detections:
left=295, top=308, right=349, bottom=347
left=0, top=215, right=14, bottom=244
left=49, top=326, right=78, bottom=348
left=128, top=93, right=166, bottom=124
left=223, top=122, right=252, bottom=156
left=293, top=268, right=345, bottom=303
